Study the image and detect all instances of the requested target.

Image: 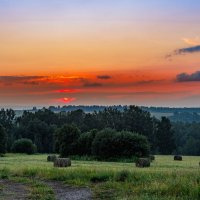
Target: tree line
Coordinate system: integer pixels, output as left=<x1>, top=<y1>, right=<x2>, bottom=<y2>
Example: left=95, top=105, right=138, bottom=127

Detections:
left=1, top=105, right=194, bottom=158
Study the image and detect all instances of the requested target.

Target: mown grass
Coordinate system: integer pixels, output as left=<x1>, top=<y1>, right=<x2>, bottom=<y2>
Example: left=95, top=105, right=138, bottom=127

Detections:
left=0, top=154, right=200, bottom=199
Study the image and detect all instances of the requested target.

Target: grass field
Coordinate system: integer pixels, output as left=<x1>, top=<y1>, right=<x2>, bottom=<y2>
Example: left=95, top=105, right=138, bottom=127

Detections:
left=0, top=154, right=200, bottom=199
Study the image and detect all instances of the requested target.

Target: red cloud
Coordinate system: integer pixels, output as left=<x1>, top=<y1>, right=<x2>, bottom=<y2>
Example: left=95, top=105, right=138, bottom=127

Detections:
left=56, top=89, right=80, bottom=93
left=58, top=97, right=76, bottom=103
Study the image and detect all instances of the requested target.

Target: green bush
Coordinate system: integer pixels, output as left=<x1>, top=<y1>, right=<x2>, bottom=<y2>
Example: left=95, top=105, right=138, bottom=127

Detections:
left=92, top=128, right=116, bottom=159
left=92, top=128, right=150, bottom=160
left=12, top=138, right=37, bottom=154
left=77, top=129, right=97, bottom=155
left=112, top=131, right=150, bottom=157
left=54, top=124, right=80, bottom=157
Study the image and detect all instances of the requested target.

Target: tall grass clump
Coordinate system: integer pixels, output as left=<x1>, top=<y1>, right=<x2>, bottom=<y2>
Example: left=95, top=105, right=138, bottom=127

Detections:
left=115, top=170, right=131, bottom=182
left=0, top=167, right=10, bottom=179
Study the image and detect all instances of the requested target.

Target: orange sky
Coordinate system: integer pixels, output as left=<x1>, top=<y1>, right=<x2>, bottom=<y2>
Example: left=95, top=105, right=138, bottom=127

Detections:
left=1, top=0, right=200, bottom=108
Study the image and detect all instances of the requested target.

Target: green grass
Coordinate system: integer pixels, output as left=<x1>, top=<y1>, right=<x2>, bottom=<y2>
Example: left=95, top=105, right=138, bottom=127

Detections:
left=0, top=154, right=200, bottom=199
left=11, top=177, right=55, bottom=200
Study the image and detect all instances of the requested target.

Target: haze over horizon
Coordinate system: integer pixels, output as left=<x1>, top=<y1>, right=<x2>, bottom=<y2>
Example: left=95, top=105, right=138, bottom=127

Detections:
left=1, top=0, right=200, bottom=108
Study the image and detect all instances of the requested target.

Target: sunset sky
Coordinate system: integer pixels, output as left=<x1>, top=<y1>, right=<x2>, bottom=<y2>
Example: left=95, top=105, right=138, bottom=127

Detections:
left=1, top=0, right=200, bottom=108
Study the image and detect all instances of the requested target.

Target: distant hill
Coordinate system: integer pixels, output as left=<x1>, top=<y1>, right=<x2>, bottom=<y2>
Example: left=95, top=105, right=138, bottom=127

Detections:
left=14, top=105, right=200, bottom=123
left=142, top=107, right=200, bottom=122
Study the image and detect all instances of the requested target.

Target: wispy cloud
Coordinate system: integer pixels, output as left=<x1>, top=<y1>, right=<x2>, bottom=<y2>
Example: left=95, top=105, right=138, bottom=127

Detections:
left=83, top=82, right=103, bottom=87
left=176, top=71, right=200, bottom=82
left=182, top=37, right=200, bottom=46
left=97, top=75, right=112, bottom=80
left=131, top=80, right=164, bottom=86
left=0, top=76, right=47, bottom=85
left=56, top=89, right=80, bottom=93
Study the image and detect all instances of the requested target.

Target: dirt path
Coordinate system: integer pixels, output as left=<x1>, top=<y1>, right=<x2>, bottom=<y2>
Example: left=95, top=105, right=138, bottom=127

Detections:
left=0, top=179, right=93, bottom=200
left=45, top=180, right=92, bottom=200
left=0, top=179, right=29, bottom=200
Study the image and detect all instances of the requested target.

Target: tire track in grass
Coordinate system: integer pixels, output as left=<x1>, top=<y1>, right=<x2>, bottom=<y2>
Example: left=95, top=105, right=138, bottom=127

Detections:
left=0, top=179, right=29, bottom=200
left=45, top=180, right=92, bottom=200
left=0, top=178, right=93, bottom=200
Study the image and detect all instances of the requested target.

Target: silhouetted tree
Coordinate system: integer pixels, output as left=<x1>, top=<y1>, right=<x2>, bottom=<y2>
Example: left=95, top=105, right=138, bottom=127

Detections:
left=55, top=124, right=81, bottom=157
left=78, top=129, right=98, bottom=155
left=0, top=125, right=7, bottom=155
left=0, top=109, right=15, bottom=152
left=156, top=117, right=175, bottom=154
left=13, top=119, right=55, bottom=153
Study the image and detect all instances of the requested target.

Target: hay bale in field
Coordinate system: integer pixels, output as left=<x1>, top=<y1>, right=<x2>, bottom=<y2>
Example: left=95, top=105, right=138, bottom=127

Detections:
left=47, top=155, right=57, bottom=162
left=174, top=155, right=182, bottom=161
left=54, top=158, right=71, bottom=167
left=136, top=158, right=150, bottom=168
left=149, top=155, right=155, bottom=161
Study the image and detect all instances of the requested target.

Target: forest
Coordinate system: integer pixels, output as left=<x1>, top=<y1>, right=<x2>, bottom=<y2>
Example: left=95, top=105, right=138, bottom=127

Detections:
left=0, top=105, right=199, bottom=158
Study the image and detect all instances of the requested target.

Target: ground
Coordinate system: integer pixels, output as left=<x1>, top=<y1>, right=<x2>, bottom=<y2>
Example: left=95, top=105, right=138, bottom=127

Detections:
left=0, top=178, right=92, bottom=200
left=0, top=154, right=200, bottom=199
left=0, top=179, right=29, bottom=200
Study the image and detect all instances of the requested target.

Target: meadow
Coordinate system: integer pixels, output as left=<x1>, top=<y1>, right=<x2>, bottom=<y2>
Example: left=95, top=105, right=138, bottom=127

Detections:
left=0, top=154, right=200, bottom=200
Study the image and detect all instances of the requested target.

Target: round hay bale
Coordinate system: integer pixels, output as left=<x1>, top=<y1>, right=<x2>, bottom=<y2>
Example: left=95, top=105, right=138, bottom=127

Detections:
left=174, top=155, right=182, bottom=161
left=149, top=155, right=155, bottom=161
left=47, top=155, right=57, bottom=162
left=136, top=158, right=150, bottom=168
left=54, top=158, right=71, bottom=167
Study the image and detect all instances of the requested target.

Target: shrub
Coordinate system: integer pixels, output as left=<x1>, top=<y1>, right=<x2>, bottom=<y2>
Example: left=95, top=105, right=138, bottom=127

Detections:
left=91, top=128, right=116, bottom=159
left=112, top=131, right=150, bottom=158
left=92, top=128, right=150, bottom=160
left=12, top=138, right=37, bottom=154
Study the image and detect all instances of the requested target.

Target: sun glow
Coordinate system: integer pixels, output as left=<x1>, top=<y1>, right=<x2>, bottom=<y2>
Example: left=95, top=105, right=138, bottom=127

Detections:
left=58, top=97, right=76, bottom=104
